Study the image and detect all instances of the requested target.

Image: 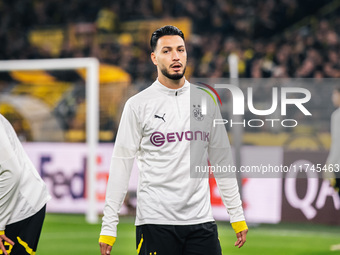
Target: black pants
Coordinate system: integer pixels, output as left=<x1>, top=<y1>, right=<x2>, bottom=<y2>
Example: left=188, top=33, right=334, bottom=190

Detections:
left=1, top=205, right=46, bottom=255
left=336, top=178, right=340, bottom=197
left=136, top=222, right=222, bottom=255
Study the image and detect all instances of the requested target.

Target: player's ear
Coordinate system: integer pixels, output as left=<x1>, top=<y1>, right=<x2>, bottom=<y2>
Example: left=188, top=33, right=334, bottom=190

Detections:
left=151, top=52, right=157, bottom=66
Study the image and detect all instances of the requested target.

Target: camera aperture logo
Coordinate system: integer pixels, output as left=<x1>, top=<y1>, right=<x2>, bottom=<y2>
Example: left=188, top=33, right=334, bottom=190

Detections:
left=196, top=82, right=312, bottom=128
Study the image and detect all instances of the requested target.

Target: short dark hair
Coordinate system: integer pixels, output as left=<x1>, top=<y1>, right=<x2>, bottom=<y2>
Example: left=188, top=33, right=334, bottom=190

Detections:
left=150, top=25, right=185, bottom=52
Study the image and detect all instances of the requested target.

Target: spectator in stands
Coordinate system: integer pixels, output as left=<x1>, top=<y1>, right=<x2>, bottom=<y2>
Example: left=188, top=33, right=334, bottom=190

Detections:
left=2, top=0, right=340, bottom=141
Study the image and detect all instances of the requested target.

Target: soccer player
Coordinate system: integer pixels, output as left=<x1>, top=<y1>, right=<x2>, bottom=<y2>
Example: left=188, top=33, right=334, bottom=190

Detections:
left=0, top=114, right=50, bottom=255
left=327, top=87, right=340, bottom=252
left=99, top=25, right=248, bottom=255
left=326, top=86, right=340, bottom=195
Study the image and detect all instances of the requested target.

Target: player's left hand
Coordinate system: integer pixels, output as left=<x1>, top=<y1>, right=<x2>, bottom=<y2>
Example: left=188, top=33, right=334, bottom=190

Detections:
left=99, top=242, right=112, bottom=255
left=234, top=229, right=248, bottom=248
left=0, top=233, right=15, bottom=255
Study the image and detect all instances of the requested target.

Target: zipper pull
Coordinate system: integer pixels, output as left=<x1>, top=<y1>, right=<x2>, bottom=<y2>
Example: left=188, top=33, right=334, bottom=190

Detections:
left=175, top=91, right=178, bottom=96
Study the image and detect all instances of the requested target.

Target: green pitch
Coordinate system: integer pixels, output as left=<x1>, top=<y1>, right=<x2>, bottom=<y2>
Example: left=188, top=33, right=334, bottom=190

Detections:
left=37, top=214, right=340, bottom=255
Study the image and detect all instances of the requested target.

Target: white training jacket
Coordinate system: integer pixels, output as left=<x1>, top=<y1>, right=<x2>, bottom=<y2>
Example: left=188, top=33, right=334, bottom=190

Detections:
left=327, top=108, right=340, bottom=166
left=100, top=79, right=245, bottom=237
left=0, top=114, right=50, bottom=231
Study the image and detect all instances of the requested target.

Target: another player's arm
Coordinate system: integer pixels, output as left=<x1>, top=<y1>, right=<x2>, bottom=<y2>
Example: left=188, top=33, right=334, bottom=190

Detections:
left=325, top=111, right=340, bottom=192
left=0, top=118, right=27, bottom=253
left=0, top=161, right=19, bottom=232
left=0, top=161, right=18, bottom=254
left=0, top=231, right=15, bottom=255
left=99, top=100, right=142, bottom=255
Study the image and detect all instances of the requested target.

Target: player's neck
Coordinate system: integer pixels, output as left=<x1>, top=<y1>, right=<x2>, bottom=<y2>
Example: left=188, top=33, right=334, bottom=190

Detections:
left=158, top=75, right=185, bottom=90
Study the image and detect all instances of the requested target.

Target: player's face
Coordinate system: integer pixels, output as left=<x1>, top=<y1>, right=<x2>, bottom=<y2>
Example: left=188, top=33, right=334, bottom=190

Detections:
left=151, top=35, right=187, bottom=80
left=332, top=89, right=340, bottom=107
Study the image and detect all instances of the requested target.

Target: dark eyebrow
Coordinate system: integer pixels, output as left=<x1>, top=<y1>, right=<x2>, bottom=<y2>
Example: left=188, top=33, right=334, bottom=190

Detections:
left=161, top=45, right=185, bottom=50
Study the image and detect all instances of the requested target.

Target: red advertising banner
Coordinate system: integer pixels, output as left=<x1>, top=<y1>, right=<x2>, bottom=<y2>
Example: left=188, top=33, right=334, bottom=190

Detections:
left=23, top=143, right=340, bottom=225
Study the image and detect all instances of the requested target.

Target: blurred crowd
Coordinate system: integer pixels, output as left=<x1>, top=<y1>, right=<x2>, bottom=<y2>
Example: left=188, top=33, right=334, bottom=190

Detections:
left=1, top=0, right=340, bottom=141
left=1, top=0, right=339, bottom=82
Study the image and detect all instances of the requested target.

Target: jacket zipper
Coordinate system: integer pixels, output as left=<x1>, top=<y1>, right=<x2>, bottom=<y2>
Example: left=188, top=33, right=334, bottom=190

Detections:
left=175, top=91, right=181, bottom=118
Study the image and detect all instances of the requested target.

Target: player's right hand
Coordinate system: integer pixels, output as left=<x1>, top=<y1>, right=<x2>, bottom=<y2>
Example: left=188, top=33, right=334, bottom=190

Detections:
left=0, top=232, right=15, bottom=255
left=99, top=242, right=112, bottom=255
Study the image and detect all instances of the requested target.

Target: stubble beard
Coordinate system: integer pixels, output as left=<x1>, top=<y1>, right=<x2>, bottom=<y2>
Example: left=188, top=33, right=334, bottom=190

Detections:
left=160, top=66, right=186, bottom=80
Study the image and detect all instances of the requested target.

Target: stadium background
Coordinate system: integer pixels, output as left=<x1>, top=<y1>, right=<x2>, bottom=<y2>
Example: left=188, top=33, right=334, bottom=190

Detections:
left=0, top=0, right=340, bottom=254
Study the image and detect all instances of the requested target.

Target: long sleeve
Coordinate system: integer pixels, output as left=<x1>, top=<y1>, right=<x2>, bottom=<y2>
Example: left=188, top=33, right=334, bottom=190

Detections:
left=100, top=100, right=142, bottom=237
left=208, top=105, right=245, bottom=223
left=0, top=118, right=21, bottom=231
left=0, top=115, right=50, bottom=230
left=327, top=108, right=340, bottom=166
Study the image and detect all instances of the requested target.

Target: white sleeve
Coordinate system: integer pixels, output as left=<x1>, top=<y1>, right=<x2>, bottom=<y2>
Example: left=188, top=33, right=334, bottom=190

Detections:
left=327, top=110, right=340, bottom=166
left=0, top=116, right=21, bottom=231
left=208, top=106, right=245, bottom=223
left=100, top=100, right=142, bottom=237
